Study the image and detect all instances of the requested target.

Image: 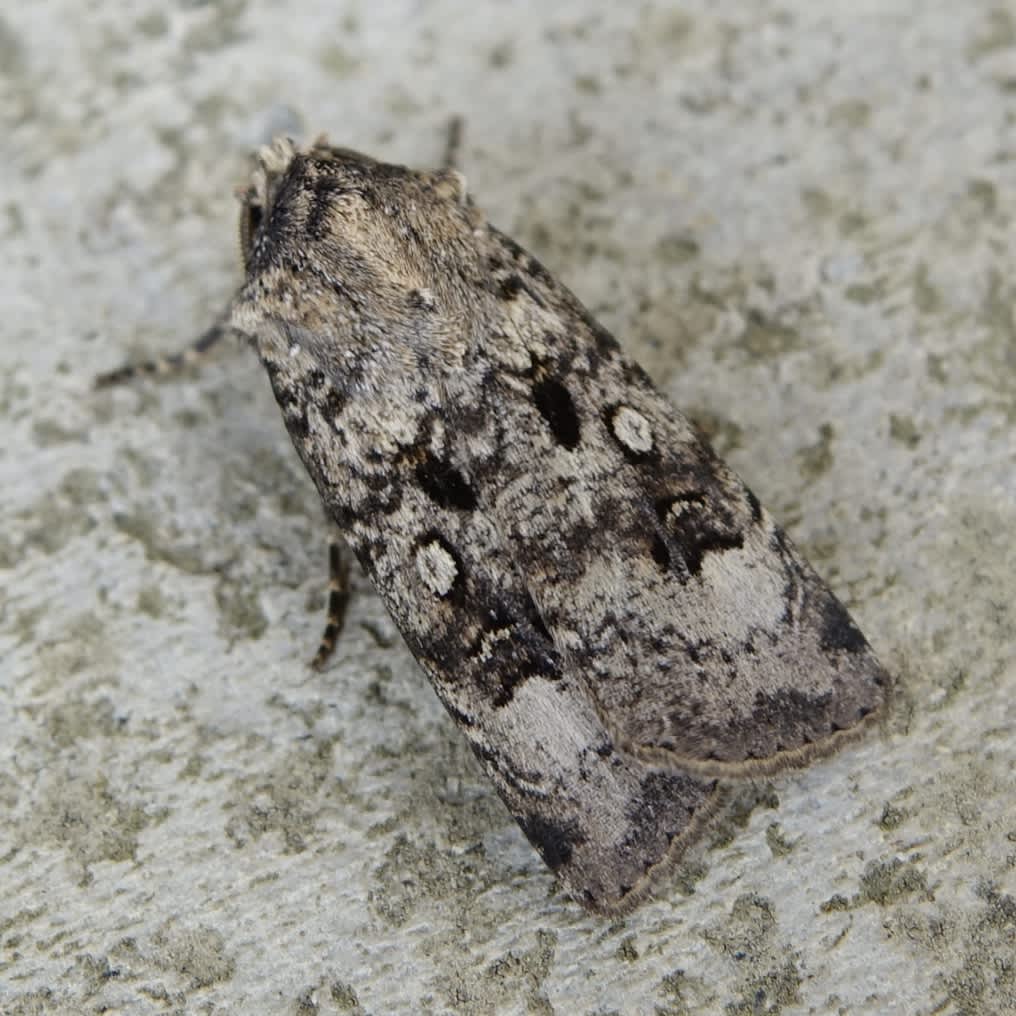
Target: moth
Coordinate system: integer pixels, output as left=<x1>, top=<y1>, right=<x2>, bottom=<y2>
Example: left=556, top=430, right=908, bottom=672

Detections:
left=98, top=129, right=889, bottom=913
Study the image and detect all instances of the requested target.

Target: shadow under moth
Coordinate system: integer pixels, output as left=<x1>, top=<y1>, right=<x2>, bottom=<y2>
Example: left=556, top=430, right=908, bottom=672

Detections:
left=98, top=128, right=889, bottom=914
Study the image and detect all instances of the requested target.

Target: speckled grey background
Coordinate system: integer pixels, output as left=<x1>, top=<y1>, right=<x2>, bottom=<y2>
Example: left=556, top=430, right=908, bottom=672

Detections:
left=2, top=3, right=1014, bottom=1014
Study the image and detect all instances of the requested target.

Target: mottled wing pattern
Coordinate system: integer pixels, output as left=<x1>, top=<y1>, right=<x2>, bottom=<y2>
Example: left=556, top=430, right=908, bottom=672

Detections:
left=253, top=311, right=718, bottom=911
left=371, top=477, right=720, bottom=910
left=230, top=140, right=888, bottom=910
left=477, top=228, right=889, bottom=774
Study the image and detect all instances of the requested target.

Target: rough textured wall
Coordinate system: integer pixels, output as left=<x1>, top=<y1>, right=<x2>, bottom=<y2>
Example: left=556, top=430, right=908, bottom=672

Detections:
left=2, top=3, right=1013, bottom=1014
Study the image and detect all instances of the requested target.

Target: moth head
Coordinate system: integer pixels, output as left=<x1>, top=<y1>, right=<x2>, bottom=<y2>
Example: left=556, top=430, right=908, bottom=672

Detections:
left=235, top=136, right=486, bottom=324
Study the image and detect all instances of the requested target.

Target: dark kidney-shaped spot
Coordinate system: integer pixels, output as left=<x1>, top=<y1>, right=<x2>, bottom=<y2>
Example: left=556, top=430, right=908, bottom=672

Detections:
left=415, top=455, right=478, bottom=511
left=533, top=377, right=580, bottom=449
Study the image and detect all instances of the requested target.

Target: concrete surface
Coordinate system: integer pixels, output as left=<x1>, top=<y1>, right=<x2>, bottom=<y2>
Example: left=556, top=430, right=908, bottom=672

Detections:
left=2, top=2, right=1014, bottom=1013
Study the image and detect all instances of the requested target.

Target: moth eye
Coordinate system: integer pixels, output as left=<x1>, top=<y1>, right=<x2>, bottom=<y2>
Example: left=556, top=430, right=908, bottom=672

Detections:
left=239, top=202, right=263, bottom=269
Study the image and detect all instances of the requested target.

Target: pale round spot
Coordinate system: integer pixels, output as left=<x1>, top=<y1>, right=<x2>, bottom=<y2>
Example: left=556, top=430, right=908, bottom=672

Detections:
left=416, top=539, right=459, bottom=597
left=612, top=405, right=653, bottom=454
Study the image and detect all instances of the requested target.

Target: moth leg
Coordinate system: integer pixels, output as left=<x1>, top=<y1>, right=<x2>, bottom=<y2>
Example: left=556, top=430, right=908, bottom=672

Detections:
left=94, top=313, right=236, bottom=388
left=310, top=533, right=351, bottom=671
left=441, top=116, right=464, bottom=171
